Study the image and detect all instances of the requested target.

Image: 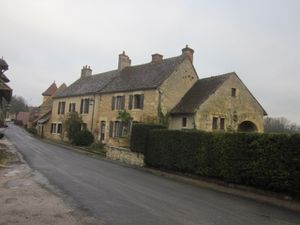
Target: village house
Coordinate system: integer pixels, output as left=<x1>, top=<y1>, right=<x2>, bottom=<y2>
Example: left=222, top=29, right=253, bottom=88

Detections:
left=36, top=82, right=67, bottom=138
left=50, top=45, right=266, bottom=145
left=52, top=46, right=198, bottom=145
left=169, top=73, right=267, bottom=132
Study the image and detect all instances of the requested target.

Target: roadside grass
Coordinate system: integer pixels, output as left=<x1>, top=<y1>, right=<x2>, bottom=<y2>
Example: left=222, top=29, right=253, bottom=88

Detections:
left=40, top=137, right=107, bottom=157
left=0, top=144, right=8, bottom=165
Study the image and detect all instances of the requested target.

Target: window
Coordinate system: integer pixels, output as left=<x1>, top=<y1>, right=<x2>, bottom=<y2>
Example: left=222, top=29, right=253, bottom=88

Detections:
left=133, top=94, right=144, bottom=109
left=57, top=101, right=66, bottom=114
left=212, top=117, right=218, bottom=130
left=69, top=103, right=76, bottom=112
left=112, top=96, right=125, bottom=110
left=80, top=98, right=90, bottom=114
left=57, top=123, right=62, bottom=134
left=51, top=123, right=57, bottom=133
left=231, top=88, right=237, bottom=97
left=109, top=121, right=130, bottom=138
left=114, top=121, right=121, bottom=137
left=51, top=123, right=62, bottom=134
left=220, top=118, right=225, bottom=130
left=182, top=117, right=187, bottom=127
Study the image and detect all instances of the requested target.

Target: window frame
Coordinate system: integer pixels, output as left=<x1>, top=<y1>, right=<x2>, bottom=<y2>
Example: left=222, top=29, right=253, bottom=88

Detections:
left=212, top=117, right=218, bottom=130
left=57, top=101, right=66, bottom=115
left=220, top=118, right=225, bottom=130
left=231, top=88, right=237, bottom=97
left=182, top=117, right=187, bottom=128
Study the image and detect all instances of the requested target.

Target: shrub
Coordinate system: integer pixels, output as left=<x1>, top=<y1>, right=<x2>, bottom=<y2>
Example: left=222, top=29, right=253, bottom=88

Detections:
left=64, top=112, right=83, bottom=142
left=26, top=127, right=37, bottom=135
left=72, top=130, right=94, bottom=146
left=130, top=123, right=166, bottom=154
left=146, top=129, right=300, bottom=198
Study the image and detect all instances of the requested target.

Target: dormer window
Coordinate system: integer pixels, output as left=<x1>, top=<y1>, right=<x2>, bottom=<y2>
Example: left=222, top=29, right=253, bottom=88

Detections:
left=231, top=88, right=237, bottom=97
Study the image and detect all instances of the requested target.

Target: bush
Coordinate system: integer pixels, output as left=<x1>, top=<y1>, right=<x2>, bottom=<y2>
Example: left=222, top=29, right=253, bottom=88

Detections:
left=26, top=127, right=37, bottom=135
left=145, top=129, right=300, bottom=198
left=64, top=112, right=83, bottom=143
left=130, top=123, right=166, bottom=154
left=72, top=130, right=94, bottom=146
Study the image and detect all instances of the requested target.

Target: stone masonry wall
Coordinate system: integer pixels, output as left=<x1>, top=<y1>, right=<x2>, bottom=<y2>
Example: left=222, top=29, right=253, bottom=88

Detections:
left=195, top=74, right=265, bottom=132
left=160, top=58, right=198, bottom=114
left=106, top=146, right=145, bottom=167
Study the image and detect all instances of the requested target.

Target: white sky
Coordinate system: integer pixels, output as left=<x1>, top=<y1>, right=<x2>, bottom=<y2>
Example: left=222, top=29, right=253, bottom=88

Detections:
left=1, top=0, right=299, bottom=124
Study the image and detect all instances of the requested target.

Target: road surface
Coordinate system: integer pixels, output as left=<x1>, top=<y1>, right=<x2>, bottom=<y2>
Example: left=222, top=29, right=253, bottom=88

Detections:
left=4, top=124, right=300, bottom=225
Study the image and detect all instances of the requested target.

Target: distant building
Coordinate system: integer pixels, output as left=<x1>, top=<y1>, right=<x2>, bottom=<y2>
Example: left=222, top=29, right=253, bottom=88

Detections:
left=36, top=82, right=67, bottom=138
left=16, top=112, right=30, bottom=127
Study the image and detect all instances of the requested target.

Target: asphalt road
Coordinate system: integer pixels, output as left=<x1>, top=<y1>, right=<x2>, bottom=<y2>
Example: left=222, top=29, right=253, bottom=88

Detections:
left=4, top=124, right=300, bottom=225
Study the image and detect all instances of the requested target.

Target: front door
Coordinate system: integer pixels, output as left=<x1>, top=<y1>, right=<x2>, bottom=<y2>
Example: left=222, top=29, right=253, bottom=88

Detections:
left=100, top=121, right=106, bottom=142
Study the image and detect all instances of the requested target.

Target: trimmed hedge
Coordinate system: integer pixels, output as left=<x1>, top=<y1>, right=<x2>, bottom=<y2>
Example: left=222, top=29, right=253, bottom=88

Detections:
left=146, top=130, right=300, bottom=198
left=73, top=130, right=94, bottom=146
left=130, top=123, right=166, bottom=154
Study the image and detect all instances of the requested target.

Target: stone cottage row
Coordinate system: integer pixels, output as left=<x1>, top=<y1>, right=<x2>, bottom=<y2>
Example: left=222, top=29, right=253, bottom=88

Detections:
left=35, top=45, right=267, bottom=146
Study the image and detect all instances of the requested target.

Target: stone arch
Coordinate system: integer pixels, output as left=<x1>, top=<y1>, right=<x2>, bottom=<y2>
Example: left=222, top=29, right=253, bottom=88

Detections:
left=238, top=121, right=258, bottom=132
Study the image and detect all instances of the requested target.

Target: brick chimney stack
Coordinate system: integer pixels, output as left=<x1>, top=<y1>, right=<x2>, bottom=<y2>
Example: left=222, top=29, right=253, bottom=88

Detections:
left=81, top=65, right=92, bottom=78
left=118, top=51, right=131, bottom=70
left=151, top=53, right=163, bottom=63
left=181, top=45, right=194, bottom=63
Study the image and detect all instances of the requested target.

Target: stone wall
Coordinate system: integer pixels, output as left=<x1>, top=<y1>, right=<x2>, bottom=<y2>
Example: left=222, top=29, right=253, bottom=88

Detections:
left=106, top=146, right=145, bottom=167
left=160, top=58, right=198, bottom=114
left=195, top=74, right=265, bottom=132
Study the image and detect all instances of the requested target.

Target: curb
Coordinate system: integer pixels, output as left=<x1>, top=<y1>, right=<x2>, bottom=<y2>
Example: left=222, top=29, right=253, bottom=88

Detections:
left=141, top=167, right=300, bottom=213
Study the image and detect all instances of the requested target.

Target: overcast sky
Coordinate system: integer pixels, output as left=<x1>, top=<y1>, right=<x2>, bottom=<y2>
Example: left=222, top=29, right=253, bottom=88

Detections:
left=1, top=0, right=299, bottom=124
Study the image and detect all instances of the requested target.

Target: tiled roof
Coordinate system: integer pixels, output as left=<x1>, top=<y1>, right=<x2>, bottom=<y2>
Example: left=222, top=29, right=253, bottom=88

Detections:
left=100, top=55, right=185, bottom=93
left=170, top=73, right=232, bottom=114
left=42, top=82, right=57, bottom=96
left=55, top=70, right=119, bottom=98
left=55, top=55, right=186, bottom=98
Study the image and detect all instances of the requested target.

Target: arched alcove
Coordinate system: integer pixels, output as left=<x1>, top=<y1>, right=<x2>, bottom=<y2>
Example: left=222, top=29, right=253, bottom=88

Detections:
left=238, top=121, right=258, bottom=132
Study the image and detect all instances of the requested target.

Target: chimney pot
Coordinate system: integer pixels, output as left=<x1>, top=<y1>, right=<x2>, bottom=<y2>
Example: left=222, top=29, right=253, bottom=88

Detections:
left=118, top=51, right=131, bottom=70
left=81, top=65, right=92, bottom=78
left=181, top=44, right=194, bottom=62
left=151, top=53, right=163, bottom=63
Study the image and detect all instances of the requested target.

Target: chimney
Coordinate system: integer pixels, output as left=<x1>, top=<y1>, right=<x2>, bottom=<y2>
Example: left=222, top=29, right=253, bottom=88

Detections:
left=151, top=53, right=163, bottom=63
left=118, top=51, right=131, bottom=70
left=181, top=45, right=194, bottom=62
left=81, top=65, right=92, bottom=78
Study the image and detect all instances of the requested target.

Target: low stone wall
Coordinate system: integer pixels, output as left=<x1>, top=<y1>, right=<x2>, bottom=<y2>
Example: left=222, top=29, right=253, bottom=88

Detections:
left=106, top=146, right=145, bottom=167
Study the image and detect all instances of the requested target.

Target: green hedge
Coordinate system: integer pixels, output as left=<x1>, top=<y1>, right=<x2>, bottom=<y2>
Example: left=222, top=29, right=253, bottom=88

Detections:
left=146, top=130, right=300, bottom=198
left=130, top=123, right=166, bottom=154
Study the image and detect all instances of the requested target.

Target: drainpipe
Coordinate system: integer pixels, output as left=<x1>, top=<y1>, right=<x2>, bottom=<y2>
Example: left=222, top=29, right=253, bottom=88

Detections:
left=90, top=94, right=96, bottom=132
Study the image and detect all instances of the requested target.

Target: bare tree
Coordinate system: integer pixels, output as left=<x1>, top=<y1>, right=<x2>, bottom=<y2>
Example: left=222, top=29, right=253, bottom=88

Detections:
left=264, top=117, right=300, bottom=134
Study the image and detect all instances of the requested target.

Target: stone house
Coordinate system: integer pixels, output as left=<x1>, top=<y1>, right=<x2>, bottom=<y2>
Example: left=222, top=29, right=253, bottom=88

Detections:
left=52, top=46, right=198, bottom=145
left=36, top=82, right=67, bottom=138
left=169, top=72, right=267, bottom=132
left=49, top=45, right=266, bottom=146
